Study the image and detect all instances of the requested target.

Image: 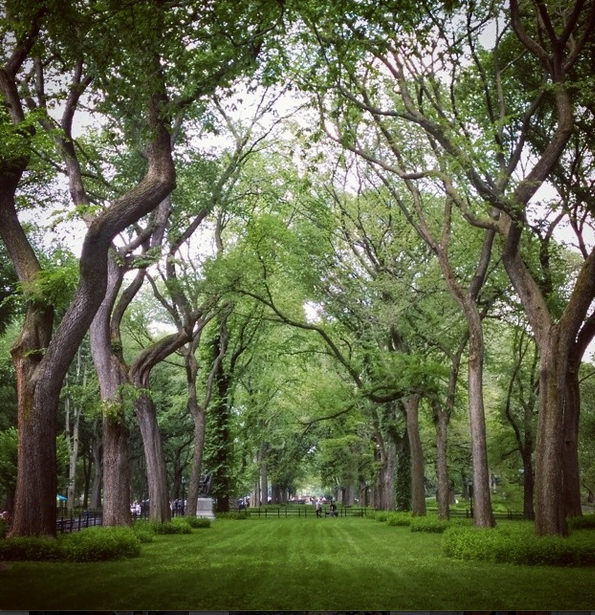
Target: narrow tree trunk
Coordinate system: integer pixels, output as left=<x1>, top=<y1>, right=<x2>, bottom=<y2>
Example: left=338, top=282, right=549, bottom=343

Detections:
left=434, top=400, right=450, bottom=520
left=405, top=395, right=426, bottom=516
left=67, top=403, right=81, bottom=512
left=467, top=319, right=495, bottom=528
left=563, top=358, right=582, bottom=518
left=90, top=421, right=102, bottom=510
left=260, top=443, right=268, bottom=505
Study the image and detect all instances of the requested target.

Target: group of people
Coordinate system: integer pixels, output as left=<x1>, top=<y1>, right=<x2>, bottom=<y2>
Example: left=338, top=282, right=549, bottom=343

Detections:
left=315, top=499, right=338, bottom=517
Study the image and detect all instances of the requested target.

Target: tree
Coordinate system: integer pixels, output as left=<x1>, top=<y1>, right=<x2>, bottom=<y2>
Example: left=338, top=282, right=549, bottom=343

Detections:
left=0, top=1, right=176, bottom=536
left=286, top=0, right=595, bottom=535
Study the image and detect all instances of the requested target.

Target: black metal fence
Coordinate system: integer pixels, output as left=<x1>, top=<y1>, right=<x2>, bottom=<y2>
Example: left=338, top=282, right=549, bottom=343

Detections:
left=55, top=504, right=529, bottom=532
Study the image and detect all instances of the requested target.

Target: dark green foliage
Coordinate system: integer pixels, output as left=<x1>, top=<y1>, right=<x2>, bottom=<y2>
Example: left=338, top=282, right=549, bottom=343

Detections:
left=394, top=439, right=411, bottom=511
left=214, top=511, right=249, bottom=520
left=0, top=526, right=142, bottom=562
left=568, top=514, right=595, bottom=530
left=59, top=526, right=141, bottom=562
left=370, top=511, right=388, bottom=522
left=410, top=516, right=450, bottom=533
left=150, top=518, right=193, bottom=534
left=131, top=520, right=155, bottom=543
left=185, top=516, right=212, bottom=528
left=0, top=536, right=63, bottom=561
left=410, top=516, right=472, bottom=533
left=442, top=523, right=595, bottom=566
left=385, top=511, right=412, bottom=526
left=0, top=518, right=8, bottom=538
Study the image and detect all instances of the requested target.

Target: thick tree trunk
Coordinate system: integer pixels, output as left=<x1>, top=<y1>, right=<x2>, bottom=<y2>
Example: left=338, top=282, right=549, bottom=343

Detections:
left=89, top=256, right=132, bottom=526
left=101, top=414, right=131, bottom=525
left=9, top=329, right=57, bottom=537
left=135, top=391, right=171, bottom=522
left=405, top=395, right=426, bottom=516
left=374, top=437, right=396, bottom=510
left=534, top=330, right=568, bottom=536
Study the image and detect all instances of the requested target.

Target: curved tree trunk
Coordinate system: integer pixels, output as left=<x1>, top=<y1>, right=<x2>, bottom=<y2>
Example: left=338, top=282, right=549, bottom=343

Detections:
left=3, top=87, right=175, bottom=535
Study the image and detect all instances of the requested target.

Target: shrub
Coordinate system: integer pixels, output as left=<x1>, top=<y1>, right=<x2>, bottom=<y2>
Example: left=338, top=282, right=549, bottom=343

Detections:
left=59, top=526, right=141, bottom=562
left=150, top=518, right=193, bottom=534
left=442, top=523, right=595, bottom=566
left=132, top=520, right=155, bottom=543
left=568, top=514, right=595, bottom=530
left=386, top=512, right=412, bottom=527
left=0, top=536, right=63, bottom=561
left=215, top=511, right=249, bottom=520
left=410, top=516, right=450, bottom=533
left=0, top=519, right=8, bottom=539
left=372, top=511, right=389, bottom=522
left=410, top=515, right=473, bottom=533
left=185, top=516, right=211, bottom=528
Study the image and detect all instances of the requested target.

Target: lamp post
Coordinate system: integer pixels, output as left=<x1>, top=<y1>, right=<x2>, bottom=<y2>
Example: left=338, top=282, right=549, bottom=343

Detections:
left=181, top=477, right=186, bottom=516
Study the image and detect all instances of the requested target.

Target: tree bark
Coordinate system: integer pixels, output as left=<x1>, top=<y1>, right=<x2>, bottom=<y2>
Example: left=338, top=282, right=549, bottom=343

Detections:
left=185, top=348, right=205, bottom=518
left=564, top=356, right=583, bottom=518
left=434, top=399, right=450, bottom=520
left=533, top=328, right=568, bottom=535
left=405, top=395, right=426, bottom=516
left=134, top=391, right=171, bottom=522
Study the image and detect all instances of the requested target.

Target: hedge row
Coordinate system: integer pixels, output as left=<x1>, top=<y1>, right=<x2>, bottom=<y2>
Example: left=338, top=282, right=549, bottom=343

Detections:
left=442, top=523, right=595, bottom=566
left=0, top=516, right=212, bottom=562
left=0, top=526, right=141, bottom=562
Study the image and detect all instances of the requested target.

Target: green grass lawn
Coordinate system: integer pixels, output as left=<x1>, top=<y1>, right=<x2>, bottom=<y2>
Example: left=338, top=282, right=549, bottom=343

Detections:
left=1, top=517, right=594, bottom=610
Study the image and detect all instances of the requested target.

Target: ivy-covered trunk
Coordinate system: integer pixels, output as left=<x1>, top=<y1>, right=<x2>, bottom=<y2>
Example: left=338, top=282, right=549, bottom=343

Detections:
left=394, top=431, right=410, bottom=512
left=185, top=347, right=205, bottom=518
left=207, top=333, right=234, bottom=514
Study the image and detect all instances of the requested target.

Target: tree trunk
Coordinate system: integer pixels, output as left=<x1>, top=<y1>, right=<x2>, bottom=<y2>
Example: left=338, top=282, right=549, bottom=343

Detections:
left=534, top=329, right=568, bottom=536
left=563, top=358, right=582, bottom=518
left=434, top=400, right=450, bottom=520
left=467, top=318, right=495, bottom=527
left=375, top=437, right=397, bottom=510
left=135, top=391, right=171, bottom=522
left=90, top=422, right=102, bottom=510
left=66, top=402, right=81, bottom=512
left=405, top=395, right=426, bottom=516
left=89, top=256, right=132, bottom=526
left=521, top=443, right=535, bottom=520
left=260, top=443, right=268, bottom=505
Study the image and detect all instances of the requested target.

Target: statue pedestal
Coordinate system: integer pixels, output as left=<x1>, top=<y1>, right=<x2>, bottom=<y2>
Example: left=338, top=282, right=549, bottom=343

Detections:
left=196, top=497, right=215, bottom=520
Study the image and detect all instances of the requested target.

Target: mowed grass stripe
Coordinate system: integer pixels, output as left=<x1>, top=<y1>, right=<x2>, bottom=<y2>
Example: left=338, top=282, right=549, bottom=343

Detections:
left=1, top=517, right=595, bottom=610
